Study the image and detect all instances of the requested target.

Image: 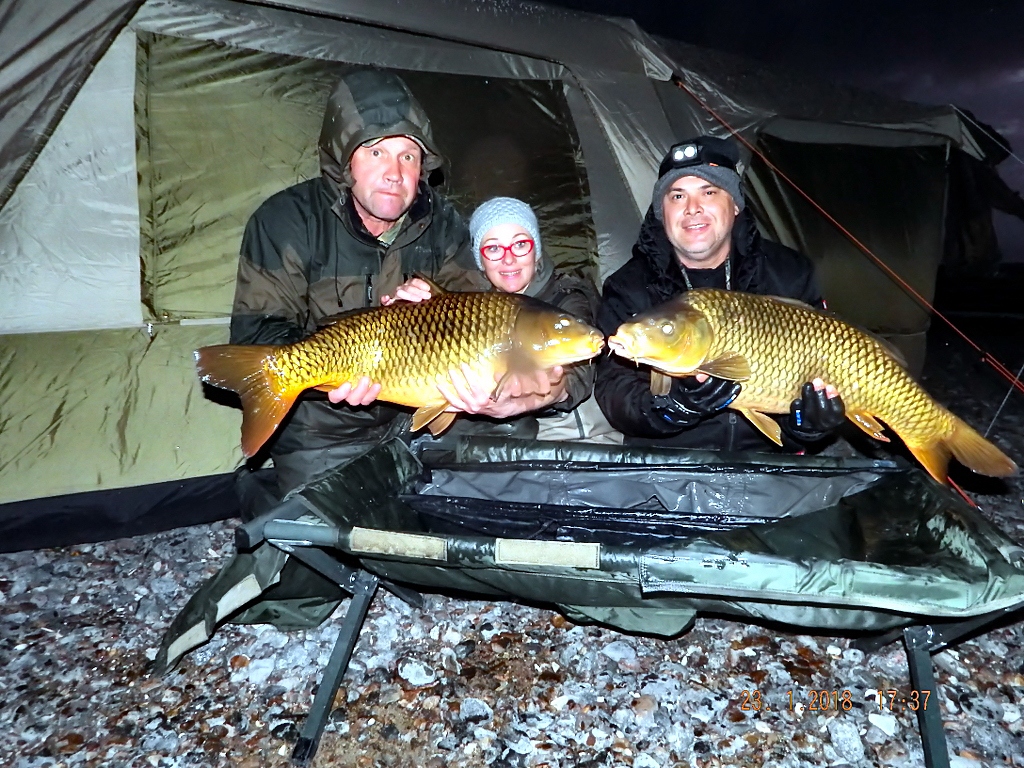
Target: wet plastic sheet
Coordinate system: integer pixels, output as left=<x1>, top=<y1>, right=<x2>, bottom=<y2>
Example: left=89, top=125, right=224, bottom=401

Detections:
left=294, top=437, right=1024, bottom=634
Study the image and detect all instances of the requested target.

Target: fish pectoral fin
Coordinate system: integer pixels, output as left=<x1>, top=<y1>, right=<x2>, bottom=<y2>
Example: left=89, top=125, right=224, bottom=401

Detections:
left=848, top=410, right=891, bottom=442
left=492, top=347, right=540, bottom=400
left=411, top=402, right=454, bottom=433
left=737, top=407, right=783, bottom=447
left=425, top=411, right=458, bottom=436
left=412, top=272, right=447, bottom=295
left=697, top=351, right=751, bottom=381
left=312, top=384, right=337, bottom=393
left=650, top=370, right=673, bottom=396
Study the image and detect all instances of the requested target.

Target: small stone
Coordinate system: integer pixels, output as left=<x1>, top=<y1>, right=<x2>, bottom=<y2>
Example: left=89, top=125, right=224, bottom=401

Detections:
left=827, top=719, right=865, bottom=763
left=397, top=658, right=437, bottom=687
left=505, top=736, right=534, bottom=755
left=632, top=695, right=657, bottom=715
left=868, top=713, right=898, bottom=737
left=247, top=659, right=274, bottom=685
left=601, top=640, right=637, bottom=663
left=460, top=698, right=493, bottom=724
left=633, top=755, right=660, bottom=768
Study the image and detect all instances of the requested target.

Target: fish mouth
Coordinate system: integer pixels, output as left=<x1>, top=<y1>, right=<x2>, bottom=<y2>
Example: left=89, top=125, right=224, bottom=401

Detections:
left=606, top=334, right=633, bottom=358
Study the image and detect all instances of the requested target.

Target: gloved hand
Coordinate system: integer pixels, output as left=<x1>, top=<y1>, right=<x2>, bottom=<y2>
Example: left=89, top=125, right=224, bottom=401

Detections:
left=785, top=379, right=846, bottom=442
left=651, top=375, right=742, bottom=427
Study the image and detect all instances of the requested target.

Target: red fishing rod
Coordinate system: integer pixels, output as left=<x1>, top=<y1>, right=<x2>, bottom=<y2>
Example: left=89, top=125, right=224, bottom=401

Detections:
left=671, top=74, right=1022, bottom=500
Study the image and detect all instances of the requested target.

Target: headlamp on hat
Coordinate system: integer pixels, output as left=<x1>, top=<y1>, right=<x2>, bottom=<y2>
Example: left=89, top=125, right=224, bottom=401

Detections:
left=651, top=135, right=746, bottom=219
left=658, top=139, right=738, bottom=179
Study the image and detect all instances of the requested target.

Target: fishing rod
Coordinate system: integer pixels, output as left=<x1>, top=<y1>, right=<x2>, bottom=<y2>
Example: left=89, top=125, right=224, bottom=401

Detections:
left=670, top=74, right=1023, bottom=499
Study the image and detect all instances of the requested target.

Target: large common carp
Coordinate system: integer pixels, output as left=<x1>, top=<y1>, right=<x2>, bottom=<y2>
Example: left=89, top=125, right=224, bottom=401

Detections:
left=607, top=288, right=1016, bottom=484
left=197, top=286, right=604, bottom=457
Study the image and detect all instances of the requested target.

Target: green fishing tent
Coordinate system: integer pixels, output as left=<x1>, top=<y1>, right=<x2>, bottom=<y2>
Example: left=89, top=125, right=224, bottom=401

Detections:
left=0, top=0, right=1017, bottom=550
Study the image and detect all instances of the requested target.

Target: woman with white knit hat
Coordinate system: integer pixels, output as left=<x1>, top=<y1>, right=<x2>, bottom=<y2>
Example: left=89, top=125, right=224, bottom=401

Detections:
left=451, top=196, right=614, bottom=440
left=384, top=196, right=616, bottom=440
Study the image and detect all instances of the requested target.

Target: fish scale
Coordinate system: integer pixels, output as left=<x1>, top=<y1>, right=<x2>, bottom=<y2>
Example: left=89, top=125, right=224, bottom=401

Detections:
left=195, top=289, right=604, bottom=457
left=608, top=287, right=1015, bottom=484
left=273, top=292, right=520, bottom=407
left=684, top=290, right=953, bottom=448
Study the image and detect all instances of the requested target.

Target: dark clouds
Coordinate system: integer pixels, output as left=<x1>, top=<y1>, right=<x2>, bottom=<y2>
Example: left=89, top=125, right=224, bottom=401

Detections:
left=544, top=0, right=1024, bottom=258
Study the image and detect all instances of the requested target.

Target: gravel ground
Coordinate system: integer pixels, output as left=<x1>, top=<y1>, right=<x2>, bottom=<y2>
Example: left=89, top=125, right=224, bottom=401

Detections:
left=2, top=318, right=1023, bottom=768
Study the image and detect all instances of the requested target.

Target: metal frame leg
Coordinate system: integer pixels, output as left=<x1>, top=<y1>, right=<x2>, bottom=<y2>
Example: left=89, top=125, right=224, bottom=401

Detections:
left=291, top=569, right=379, bottom=767
left=902, top=626, right=951, bottom=768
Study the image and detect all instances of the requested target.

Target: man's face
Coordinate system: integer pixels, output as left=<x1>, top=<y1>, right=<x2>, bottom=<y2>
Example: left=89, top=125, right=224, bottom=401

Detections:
left=661, top=174, right=740, bottom=270
left=348, top=136, right=423, bottom=233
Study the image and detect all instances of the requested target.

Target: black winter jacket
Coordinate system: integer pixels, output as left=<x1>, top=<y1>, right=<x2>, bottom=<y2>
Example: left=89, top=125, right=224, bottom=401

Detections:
left=594, top=207, right=823, bottom=452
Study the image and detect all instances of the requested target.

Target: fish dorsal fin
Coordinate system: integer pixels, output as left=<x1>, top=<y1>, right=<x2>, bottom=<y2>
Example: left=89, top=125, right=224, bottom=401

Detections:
left=412, top=402, right=455, bottom=434
left=768, top=295, right=819, bottom=312
left=697, top=351, right=751, bottom=381
left=736, top=407, right=783, bottom=447
left=650, top=370, right=673, bottom=396
left=316, top=306, right=376, bottom=328
left=412, top=272, right=448, bottom=296
left=847, top=409, right=891, bottom=443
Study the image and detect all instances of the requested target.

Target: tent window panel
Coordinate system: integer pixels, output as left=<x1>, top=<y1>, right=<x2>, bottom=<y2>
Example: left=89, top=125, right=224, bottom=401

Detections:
left=745, top=138, right=948, bottom=372
left=134, top=33, right=596, bottom=320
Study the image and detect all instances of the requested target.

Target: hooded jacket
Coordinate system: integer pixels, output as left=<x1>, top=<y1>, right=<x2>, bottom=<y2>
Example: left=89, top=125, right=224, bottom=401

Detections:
left=594, top=206, right=823, bottom=452
left=229, top=70, right=486, bottom=487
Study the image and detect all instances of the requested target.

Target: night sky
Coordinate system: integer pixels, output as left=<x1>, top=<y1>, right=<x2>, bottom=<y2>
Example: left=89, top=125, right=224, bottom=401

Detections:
left=545, top=0, right=1024, bottom=260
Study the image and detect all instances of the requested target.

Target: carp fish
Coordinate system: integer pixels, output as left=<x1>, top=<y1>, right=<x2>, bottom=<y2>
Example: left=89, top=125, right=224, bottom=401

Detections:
left=607, top=287, right=1017, bottom=484
left=196, top=284, right=604, bottom=457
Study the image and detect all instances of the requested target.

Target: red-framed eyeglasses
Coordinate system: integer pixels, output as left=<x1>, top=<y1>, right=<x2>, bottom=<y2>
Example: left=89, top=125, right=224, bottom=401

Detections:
left=480, top=237, right=535, bottom=262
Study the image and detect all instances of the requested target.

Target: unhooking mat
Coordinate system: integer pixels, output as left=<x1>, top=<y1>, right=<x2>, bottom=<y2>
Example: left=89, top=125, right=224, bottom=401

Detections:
left=156, top=435, right=1024, bottom=672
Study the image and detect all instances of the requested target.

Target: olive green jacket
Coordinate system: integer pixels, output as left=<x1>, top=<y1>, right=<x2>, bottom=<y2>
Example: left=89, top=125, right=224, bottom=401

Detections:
left=230, top=177, right=486, bottom=482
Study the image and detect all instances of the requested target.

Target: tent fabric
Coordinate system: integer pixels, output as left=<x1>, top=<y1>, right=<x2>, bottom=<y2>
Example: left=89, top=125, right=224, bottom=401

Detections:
left=1, top=0, right=1019, bottom=547
left=0, top=473, right=238, bottom=554
left=0, top=0, right=143, bottom=209
left=0, top=27, right=141, bottom=335
left=0, top=324, right=241, bottom=507
left=654, top=37, right=990, bottom=161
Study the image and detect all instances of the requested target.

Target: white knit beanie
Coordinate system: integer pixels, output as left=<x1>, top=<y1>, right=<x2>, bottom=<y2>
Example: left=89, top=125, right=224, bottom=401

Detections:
left=468, top=197, right=542, bottom=269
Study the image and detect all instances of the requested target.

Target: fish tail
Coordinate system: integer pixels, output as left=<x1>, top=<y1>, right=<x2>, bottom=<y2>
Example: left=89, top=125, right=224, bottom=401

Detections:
left=195, top=344, right=297, bottom=458
left=945, top=416, right=1018, bottom=479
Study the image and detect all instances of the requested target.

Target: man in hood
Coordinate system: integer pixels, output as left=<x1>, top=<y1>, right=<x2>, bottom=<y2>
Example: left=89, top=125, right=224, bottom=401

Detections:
left=230, top=68, right=485, bottom=493
left=594, top=135, right=846, bottom=452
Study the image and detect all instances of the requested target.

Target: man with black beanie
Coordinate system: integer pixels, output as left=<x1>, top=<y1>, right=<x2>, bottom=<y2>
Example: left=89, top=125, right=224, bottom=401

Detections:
left=594, top=135, right=846, bottom=452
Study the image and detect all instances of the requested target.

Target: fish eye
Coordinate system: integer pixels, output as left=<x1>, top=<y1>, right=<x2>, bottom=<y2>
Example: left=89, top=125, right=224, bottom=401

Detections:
left=661, top=322, right=674, bottom=335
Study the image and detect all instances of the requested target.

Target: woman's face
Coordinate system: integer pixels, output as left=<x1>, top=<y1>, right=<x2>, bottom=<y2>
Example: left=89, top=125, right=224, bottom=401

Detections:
left=479, top=222, right=537, bottom=294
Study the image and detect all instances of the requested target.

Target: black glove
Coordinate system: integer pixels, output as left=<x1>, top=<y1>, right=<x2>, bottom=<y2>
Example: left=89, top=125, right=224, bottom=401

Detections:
left=651, top=375, right=742, bottom=428
left=784, top=381, right=846, bottom=442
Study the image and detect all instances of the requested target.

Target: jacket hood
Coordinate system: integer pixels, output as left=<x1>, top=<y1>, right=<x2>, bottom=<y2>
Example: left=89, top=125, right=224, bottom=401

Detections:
left=319, top=69, right=444, bottom=189
left=523, top=249, right=554, bottom=299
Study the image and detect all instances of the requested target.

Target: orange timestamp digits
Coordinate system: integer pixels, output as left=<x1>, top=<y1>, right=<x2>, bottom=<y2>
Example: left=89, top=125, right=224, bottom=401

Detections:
left=739, top=689, right=855, bottom=712
left=875, top=688, right=931, bottom=712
